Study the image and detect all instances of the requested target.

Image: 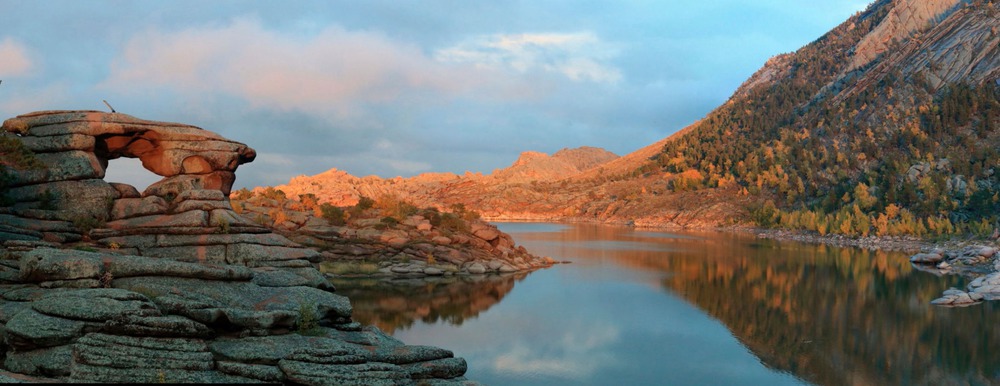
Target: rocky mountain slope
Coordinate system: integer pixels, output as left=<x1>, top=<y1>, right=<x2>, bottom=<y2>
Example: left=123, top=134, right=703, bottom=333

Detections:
left=269, top=0, right=998, bottom=236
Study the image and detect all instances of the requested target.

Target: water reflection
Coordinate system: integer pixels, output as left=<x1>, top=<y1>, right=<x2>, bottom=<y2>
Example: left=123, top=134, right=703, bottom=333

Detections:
left=654, top=236, right=1000, bottom=386
left=332, top=273, right=528, bottom=334
left=335, top=223, right=1000, bottom=385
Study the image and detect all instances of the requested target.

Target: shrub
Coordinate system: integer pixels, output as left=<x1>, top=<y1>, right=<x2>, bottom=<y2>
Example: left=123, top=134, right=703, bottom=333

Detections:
left=320, top=203, right=346, bottom=226
left=231, top=188, right=254, bottom=201
left=374, top=194, right=418, bottom=221
left=356, top=195, right=375, bottom=210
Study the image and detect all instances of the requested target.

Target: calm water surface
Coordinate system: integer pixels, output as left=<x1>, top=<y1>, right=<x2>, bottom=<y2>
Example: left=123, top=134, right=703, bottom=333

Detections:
left=333, top=223, right=1000, bottom=385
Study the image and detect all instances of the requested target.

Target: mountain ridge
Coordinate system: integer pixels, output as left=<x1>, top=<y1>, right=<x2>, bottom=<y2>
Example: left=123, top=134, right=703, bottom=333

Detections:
left=261, top=0, right=999, bottom=236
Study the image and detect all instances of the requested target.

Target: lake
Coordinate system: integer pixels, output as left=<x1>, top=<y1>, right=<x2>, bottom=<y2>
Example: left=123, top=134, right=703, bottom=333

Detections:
left=332, top=223, right=1000, bottom=385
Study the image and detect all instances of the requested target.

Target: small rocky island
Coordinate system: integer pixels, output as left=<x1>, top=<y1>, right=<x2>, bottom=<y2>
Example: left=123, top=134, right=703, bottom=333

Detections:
left=0, top=110, right=483, bottom=384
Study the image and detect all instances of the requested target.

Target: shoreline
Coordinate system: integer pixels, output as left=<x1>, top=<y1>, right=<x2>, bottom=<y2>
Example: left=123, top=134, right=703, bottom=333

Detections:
left=487, top=216, right=939, bottom=253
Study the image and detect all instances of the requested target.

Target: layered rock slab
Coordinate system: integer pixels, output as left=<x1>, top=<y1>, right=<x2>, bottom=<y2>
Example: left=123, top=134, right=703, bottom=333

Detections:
left=0, top=245, right=475, bottom=384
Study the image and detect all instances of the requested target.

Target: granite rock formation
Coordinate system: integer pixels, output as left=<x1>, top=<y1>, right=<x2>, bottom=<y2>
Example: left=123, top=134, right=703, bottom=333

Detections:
left=1, top=111, right=318, bottom=274
left=0, top=245, right=472, bottom=384
left=0, top=111, right=475, bottom=383
left=233, top=192, right=556, bottom=276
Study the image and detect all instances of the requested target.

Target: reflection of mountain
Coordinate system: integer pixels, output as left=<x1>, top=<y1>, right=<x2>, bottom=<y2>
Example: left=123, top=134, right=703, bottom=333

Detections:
left=506, top=224, right=1000, bottom=385
left=651, top=241, right=1000, bottom=385
left=331, top=273, right=527, bottom=334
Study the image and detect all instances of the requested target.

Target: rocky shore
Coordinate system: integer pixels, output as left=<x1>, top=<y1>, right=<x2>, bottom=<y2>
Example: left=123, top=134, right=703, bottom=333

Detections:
left=234, top=189, right=558, bottom=278
left=0, top=110, right=478, bottom=384
left=749, top=226, right=1000, bottom=308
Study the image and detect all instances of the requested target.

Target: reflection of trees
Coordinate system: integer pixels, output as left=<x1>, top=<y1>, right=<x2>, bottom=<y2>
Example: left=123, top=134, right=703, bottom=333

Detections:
left=646, top=238, right=1000, bottom=386
left=514, top=224, right=1000, bottom=385
left=332, top=273, right=528, bottom=334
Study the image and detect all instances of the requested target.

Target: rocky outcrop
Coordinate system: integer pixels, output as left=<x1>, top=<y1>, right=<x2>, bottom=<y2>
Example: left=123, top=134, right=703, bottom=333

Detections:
left=910, top=244, right=1000, bottom=306
left=848, top=0, right=964, bottom=71
left=839, top=1, right=1000, bottom=103
left=491, top=147, right=619, bottom=183
left=1, top=111, right=319, bottom=274
left=0, top=111, right=476, bottom=383
left=233, top=194, right=557, bottom=276
left=0, top=245, right=473, bottom=384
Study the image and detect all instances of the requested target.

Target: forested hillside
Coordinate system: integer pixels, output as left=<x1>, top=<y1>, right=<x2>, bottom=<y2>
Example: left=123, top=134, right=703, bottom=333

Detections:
left=639, top=0, right=1000, bottom=237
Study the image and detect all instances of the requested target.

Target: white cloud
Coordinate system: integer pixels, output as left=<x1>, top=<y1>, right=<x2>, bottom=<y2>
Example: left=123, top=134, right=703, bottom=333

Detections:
left=0, top=37, right=33, bottom=77
left=491, top=322, right=621, bottom=380
left=101, top=18, right=490, bottom=119
left=436, top=32, right=622, bottom=84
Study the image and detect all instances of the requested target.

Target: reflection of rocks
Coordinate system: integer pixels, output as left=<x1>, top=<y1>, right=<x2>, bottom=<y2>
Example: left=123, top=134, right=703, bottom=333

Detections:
left=332, top=273, right=526, bottom=334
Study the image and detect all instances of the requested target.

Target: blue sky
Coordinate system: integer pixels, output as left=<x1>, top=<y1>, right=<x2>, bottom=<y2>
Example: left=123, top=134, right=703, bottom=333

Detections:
left=0, top=0, right=871, bottom=189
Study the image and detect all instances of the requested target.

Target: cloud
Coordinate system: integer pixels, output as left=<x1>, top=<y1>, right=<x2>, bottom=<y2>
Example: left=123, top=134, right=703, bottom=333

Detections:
left=436, top=32, right=622, bottom=84
left=490, top=322, right=621, bottom=380
left=101, top=18, right=491, bottom=119
left=0, top=37, right=33, bottom=77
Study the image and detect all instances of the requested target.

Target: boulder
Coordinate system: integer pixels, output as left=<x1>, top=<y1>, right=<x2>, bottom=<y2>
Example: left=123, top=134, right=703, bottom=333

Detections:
left=910, top=252, right=944, bottom=264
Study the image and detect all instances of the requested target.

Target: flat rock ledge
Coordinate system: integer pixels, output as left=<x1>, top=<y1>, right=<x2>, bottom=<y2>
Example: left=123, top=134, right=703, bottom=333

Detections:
left=909, top=245, right=1000, bottom=307
left=0, top=244, right=478, bottom=384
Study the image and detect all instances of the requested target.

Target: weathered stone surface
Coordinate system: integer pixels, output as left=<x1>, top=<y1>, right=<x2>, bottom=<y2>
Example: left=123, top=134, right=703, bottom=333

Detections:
left=252, top=268, right=312, bottom=287
left=74, top=334, right=214, bottom=371
left=228, top=243, right=321, bottom=265
left=0, top=300, right=31, bottom=323
left=69, top=363, right=251, bottom=384
left=114, top=276, right=351, bottom=329
left=174, top=199, right=232, bottom=214
left=470, top=223, right=500, bottom=242
left=465, top=263, right=486, bottom=275
left=19, top=249, right=102, bottom=282
left=109, top=182, right=141, bottom=199
left=104, top=314, right=213, bottom=338
left=19, top=248, right=254, bottom=282
left=3, top=345, right=73, bottom=377
left=145, top=172, right=237, bottom=198
left=278, top=360, right=410, bottom=386
left=5, top=151, right=105, bottom=185
left=401, top=357, right=467, bottom=380
left=105, top=210, right=208, bottom=231
left=177, top=189, right=227, bottom=202
left=910, top=252, right=944, bottom=264
left=5, top=179, right=117, bottom=220
left=110, top=196, right=168, bottom=220
left=4, top=309, right=86, bottom=349
left=849, top=0, right=962, bottom=70
left=209, top=334, right=368, bottom=365
left=216, top=361, right=285, bottom=383
left=31, top=288, right=158, bottom=322
left=371, top=345, right=455, bottom=365
left=18, top=133, right=94, bottom=153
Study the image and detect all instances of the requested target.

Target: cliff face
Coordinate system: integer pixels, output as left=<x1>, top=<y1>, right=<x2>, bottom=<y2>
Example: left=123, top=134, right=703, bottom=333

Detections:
left=848, top=0, right=966, bottom=71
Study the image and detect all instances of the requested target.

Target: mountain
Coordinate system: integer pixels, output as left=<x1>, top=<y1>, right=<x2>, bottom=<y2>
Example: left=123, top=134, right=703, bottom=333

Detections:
left=265, top=0, right=999, bottom=236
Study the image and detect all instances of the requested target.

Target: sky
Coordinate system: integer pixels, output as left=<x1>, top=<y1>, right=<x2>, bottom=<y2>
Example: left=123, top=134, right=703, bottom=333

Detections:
left=0, top=0, right=871, bottom=190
